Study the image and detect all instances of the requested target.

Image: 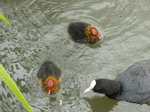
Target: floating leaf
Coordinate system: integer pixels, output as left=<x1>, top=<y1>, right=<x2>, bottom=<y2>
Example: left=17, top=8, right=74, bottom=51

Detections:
left=0, top=13, right=11, bottom=26
left=0, top=64, right=33, bottom=112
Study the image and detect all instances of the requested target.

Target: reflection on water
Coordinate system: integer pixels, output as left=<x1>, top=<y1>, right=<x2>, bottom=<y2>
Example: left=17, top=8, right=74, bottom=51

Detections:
left=86, top=96, right=118, bottom=112
left=0, top=0, right=150, bottom=112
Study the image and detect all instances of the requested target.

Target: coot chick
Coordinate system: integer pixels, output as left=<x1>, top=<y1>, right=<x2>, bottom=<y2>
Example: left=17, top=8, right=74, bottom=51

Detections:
left=84, top=59, right=150, bottom=104
left=37, top=60, right=61, bottom=95
left=68, top=22, right=102, bottom=45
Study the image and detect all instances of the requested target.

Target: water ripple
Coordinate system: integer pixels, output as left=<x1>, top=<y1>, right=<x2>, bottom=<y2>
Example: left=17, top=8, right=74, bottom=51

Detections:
left=0, top=0, right=150, bottom=112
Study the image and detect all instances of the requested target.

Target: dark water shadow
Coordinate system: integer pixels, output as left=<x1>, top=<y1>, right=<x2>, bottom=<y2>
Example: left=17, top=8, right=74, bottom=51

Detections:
left=86, top=44, right=102, bottom=49
left=85, top=96, right=118, bottom=112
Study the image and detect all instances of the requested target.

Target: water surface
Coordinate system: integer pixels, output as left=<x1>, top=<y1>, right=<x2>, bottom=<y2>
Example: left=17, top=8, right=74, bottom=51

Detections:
left=0, top=0, right=150, bottom=112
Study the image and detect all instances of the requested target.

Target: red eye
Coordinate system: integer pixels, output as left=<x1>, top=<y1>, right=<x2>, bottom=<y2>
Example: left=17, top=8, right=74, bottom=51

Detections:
left=90, top=28, right=98, bottom=36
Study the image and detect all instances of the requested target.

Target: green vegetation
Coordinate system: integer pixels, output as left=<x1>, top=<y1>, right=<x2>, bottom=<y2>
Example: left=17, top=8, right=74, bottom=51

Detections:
left=0, top=64, right=34, bottom=112
left=0, top=13, right=11, bottom=26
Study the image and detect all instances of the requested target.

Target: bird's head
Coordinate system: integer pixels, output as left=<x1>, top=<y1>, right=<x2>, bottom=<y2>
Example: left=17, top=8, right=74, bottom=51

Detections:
left=47, top=79, right=55, bottom=94
left=85, top=25, right=102, bottom=40
left=43, top=76, right=59, bottom=95
left=90, top=28, right=101, bottom=39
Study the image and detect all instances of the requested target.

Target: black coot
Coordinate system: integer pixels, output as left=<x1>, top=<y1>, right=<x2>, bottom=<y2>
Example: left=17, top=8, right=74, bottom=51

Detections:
left=84, top=59, right=150, bottom=104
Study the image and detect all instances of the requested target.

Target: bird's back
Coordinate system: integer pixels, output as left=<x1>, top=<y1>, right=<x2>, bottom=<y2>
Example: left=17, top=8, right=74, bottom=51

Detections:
left=115, top=59, right=150, bottom=104
left=68, top=22, right=89, bottom=42
left=37, top=60, right=61, bottom=80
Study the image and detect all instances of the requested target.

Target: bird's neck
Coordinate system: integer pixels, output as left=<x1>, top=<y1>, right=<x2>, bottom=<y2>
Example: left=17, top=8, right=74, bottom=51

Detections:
left=94, top=79, right=122, bottom=99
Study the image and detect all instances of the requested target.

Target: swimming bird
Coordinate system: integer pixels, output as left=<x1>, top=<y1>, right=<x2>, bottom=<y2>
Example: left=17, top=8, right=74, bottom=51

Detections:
left=84, top=59, right=150, bottom=104
left=37, top=60, right=62, bottom=95
left=68, top=22, right=102, bottom=45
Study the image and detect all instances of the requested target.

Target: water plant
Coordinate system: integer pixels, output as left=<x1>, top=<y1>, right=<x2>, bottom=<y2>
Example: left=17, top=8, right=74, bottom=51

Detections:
left=0, top=13, right=11, bottom=26
left=0, top=64, right=33, bottom=112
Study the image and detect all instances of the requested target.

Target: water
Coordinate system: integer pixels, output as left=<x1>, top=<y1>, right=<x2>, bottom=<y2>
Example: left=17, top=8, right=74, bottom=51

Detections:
left=0, top=0, right=150, bottom=112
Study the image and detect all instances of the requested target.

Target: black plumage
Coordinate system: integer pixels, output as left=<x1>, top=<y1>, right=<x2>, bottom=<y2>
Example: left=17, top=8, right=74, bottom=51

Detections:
left=37, top=60, right=61, bottom=81
left=84, top=59, right=150, bottom=104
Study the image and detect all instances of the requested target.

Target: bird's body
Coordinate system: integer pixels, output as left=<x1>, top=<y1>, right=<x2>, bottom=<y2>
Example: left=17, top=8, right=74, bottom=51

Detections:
left=68, top=22, right=102, bottom=45
left=84, top=59, right=150, bottom=104
left=114, top=59, right=150, bottom=104
left=37, top=60, right=61, bottom=95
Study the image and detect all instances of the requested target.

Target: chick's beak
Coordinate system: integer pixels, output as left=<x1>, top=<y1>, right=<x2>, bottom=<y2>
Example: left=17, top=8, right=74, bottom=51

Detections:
left=48, top=89, right=51, bottom=95
left=97, top=35, right=102, bottom=39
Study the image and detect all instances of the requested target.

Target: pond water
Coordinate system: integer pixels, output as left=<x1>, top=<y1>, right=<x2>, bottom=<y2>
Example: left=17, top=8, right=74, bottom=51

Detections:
left=0, top=0, right=150, bottom=112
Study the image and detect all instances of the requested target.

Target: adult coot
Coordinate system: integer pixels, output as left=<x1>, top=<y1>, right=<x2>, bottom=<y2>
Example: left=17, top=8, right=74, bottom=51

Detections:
left=84, top=59, right=150, bottom=104
left=68, top=22, right=102, bottom=45
left=37, top=60, right=62, bottom=95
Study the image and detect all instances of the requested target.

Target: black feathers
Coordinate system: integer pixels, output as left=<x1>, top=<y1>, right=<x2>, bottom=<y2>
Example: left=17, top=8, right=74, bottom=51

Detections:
left=93, top=79, right=122, bottom=99
left=68, top=22, right=89, bottom=43
left=37, top=60, right=61, bottom=80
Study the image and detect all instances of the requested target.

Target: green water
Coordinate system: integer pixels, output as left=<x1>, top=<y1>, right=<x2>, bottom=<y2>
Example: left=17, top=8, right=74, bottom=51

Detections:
left=0, top=0, right=150, bottom=112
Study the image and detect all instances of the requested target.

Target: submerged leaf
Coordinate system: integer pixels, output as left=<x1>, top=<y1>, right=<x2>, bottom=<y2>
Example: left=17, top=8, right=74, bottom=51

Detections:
left=0, top=64, right=33, bottom=112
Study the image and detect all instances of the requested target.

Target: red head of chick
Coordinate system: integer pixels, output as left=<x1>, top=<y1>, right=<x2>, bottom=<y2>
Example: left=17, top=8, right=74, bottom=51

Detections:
left=68, top=22, right=102, bottom=45
left=37, top=60, right=61, bottom=95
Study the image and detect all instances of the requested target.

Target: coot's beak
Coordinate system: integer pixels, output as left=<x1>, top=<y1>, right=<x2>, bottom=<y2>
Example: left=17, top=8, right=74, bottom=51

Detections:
left=84, top=87, right=93, bottom=93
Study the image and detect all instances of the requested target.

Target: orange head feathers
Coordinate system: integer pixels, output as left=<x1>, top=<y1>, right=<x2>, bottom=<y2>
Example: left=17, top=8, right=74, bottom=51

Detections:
left=42, top=75, right=60, bottom=94
left=86, top=25, right=101, bottom=39
left=37, top=60, right=61, bottom=95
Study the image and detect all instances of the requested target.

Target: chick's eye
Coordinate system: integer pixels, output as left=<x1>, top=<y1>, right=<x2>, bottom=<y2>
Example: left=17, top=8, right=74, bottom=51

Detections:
left=91, top=32, right=96, bottom=36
